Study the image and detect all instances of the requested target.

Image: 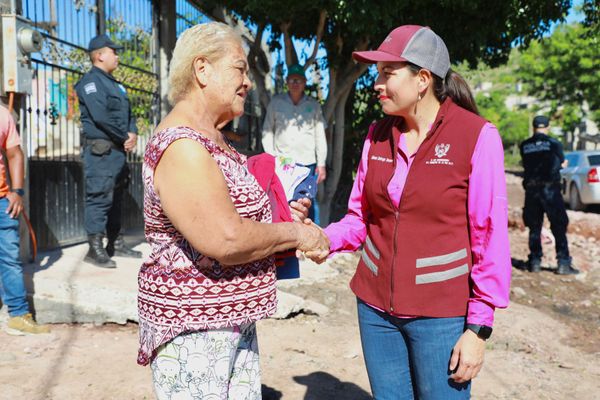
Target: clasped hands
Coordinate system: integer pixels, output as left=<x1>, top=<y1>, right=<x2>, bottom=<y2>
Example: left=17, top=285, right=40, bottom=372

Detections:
left=289, top=198, right=330, bottom=264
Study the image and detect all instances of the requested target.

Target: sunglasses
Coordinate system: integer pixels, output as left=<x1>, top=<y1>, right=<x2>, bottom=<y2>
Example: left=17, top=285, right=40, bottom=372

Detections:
left=287, top=78, right=305, bottom=84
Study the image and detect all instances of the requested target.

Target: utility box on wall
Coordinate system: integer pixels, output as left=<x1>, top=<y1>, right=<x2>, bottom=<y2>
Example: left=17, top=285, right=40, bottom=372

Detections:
left=1, top=14, right=43, bottom=95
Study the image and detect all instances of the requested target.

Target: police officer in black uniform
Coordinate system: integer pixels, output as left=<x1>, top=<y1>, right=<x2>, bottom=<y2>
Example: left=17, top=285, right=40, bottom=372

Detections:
left=75, top=34, right=142, bottom=268
left=520, top=115, right=578, bottom=275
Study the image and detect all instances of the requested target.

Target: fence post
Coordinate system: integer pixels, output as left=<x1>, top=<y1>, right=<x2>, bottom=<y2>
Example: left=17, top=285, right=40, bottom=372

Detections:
left=156, top=0, right=176, bottom=117
left=96, top=0, right=106, bottom=35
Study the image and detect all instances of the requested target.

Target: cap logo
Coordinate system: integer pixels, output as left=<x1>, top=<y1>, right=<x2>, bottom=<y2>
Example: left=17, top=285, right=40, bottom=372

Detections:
left=383, top=35, right=393, bottom=43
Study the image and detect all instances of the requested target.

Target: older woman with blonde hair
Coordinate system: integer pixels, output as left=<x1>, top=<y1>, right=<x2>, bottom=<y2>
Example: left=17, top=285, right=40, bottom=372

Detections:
left=137, top=22, right=329, bottom=399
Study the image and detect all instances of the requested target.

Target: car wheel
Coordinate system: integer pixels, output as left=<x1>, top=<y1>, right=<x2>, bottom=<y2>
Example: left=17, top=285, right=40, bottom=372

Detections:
left=569, top=183, right=585, bottom=211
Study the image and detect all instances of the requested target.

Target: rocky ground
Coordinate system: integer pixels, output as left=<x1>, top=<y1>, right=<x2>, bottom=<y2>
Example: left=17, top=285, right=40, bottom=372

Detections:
left=1, top=173, right=599, bottom=400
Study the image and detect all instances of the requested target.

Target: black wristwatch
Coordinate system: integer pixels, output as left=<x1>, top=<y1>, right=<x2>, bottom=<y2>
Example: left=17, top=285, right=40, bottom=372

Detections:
left=466, top=324, right=493, bottom=340
left=10, top=188, right=25, bottom=197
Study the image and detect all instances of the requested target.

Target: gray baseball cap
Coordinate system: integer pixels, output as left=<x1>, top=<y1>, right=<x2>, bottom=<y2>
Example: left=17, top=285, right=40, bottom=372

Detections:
left=352, top=25, right=450, bottom=79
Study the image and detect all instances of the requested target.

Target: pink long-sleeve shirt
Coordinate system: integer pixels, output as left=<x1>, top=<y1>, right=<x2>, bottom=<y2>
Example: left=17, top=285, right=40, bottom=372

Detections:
left=324, top=122, right=511, bottom=326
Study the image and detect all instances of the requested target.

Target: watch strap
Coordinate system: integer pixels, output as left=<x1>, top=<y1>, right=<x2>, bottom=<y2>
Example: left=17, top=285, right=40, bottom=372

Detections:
left=10, top=188, right=25, bottom=197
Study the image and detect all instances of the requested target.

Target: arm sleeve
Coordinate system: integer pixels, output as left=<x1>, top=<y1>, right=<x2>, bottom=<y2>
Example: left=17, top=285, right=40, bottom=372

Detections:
left=467, top=123, right=512, bottom=327
left=128, top=100, right=138, bottom=134
left=555, top=139, right=565, bottom=163
left=76, top=81, right=127, bottom=143
left=315, top=104, right=328, bottom=167
left=323, top=124, right=375, bottom=253
left=261, top=101, right=276, bottom=155
left=3, top=109, right=22, bottom=149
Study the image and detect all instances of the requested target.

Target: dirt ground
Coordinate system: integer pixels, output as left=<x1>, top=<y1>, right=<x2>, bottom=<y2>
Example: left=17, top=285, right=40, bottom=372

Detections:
left=1, top=173, right=600, bottom=400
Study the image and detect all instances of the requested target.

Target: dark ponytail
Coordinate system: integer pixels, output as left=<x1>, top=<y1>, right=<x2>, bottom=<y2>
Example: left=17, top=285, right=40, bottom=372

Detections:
left=406, top=63, right=479, bottom=115
left=433, top=69, right=479, bottom=115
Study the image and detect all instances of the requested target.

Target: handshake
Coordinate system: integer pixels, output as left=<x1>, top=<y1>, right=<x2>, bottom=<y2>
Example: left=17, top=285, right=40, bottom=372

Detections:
left=290, top=199, right=330, bottom=264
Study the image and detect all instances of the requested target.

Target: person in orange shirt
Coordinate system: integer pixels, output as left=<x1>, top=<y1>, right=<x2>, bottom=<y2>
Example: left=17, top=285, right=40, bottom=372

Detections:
left=0, top=105, right=49, bottom=335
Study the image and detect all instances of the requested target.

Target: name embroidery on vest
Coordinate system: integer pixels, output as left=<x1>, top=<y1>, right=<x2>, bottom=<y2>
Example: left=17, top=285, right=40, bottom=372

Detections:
left=371, top=155, right=393, bottom=163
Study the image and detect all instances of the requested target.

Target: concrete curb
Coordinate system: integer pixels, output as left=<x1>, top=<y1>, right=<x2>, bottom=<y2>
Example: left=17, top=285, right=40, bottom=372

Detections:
left=1, top=235, right=332, bottom=325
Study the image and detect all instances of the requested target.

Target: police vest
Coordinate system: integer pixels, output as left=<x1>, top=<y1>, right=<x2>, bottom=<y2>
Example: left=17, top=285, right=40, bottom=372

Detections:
left=520, top=133, right=563, bottom=184
left=350, top=98, right=486, bottom=317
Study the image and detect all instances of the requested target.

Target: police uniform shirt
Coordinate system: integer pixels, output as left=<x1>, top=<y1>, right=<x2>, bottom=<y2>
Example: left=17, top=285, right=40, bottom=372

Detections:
left=75, top=66, right=137, bottom=144
left=520, top=133, right=564, bottom=184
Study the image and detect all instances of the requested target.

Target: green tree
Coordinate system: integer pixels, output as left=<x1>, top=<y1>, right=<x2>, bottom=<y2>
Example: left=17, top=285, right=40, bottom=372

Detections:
left=196, top=0, right=570, bottom=223
left=518, top=23, right=600, bottom=144
left=458, top=55, right=530, bottom=166
left=581, top=0, right=599, bottom=35
left=476, top=90, right=529, bottom=166
left=107, top=17, right=158, bottom=137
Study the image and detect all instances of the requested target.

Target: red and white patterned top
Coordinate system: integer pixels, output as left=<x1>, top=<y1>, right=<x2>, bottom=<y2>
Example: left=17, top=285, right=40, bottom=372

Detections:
left=137, top=126, right=276, bottom=366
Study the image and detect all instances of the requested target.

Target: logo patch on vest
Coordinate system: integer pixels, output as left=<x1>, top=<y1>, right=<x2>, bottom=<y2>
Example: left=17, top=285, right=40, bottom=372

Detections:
left=426, top=143, right=454, bottom=165
left=371, top=155, right=393, bottom=163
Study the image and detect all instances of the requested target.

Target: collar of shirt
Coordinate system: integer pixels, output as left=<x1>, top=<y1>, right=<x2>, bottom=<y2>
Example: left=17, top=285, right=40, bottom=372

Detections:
left=285, top=93, right=308, bottom=107
left=92, top=65, right=118, bottom=83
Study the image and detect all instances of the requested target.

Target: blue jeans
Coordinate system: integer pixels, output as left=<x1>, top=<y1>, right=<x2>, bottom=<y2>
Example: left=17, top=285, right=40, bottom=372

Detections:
left=0, top=197, right=29, bottom=317
left=357, top=298, right=470, bottom=400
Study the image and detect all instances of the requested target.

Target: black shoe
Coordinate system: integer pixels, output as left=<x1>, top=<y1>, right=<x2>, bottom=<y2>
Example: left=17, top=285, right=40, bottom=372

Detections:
left=84, top=234, right=117, bottom=268
left=555, top=263, right=579, bottom=275
left=106, top=235, right=142, bottom=258
left=528, top=259, right=541, bottom=273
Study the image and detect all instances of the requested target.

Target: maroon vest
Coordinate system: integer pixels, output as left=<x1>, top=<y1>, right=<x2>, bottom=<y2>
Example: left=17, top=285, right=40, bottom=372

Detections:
left=350, top=99, right=486, bottom=317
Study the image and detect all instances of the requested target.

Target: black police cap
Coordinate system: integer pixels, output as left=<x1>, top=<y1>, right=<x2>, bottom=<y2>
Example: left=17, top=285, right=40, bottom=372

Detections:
left=88, top=34, right=124, bottom=52
left=532, top=115, right=550, bottom=129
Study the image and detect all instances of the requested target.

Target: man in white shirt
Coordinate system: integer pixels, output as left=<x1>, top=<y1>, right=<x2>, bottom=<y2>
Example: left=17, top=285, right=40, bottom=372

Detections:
left=262, top=64, right=328, bottom=224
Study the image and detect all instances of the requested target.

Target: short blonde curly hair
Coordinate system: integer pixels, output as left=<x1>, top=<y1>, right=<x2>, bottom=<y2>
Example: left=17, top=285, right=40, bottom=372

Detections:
left=168, top=22, right=242, bottom=105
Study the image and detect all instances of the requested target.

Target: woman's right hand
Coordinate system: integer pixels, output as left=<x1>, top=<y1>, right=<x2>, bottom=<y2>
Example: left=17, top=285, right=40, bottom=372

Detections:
left=296, top=221, right=330, bottom=264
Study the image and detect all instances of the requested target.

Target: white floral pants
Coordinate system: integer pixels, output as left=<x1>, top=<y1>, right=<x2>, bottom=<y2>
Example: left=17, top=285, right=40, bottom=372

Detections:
left=150, top=323, right=261, bottom=400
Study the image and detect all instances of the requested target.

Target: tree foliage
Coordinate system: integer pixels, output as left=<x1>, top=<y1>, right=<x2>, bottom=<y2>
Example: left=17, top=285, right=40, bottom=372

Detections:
left=196, top=0, right=571, bottom=223
left=457, top=57, right=530, bottom=157
left=108, top=17, right=158, bottom=135
left=518, top=23, right=600, bottom=136
left=581, top=0, right=600, bottom=35
left=475, top=90, right=529, bottom=166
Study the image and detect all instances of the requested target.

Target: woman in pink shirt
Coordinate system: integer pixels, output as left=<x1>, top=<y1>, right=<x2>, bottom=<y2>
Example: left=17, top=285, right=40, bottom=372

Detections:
left=310, top=25, right=511, bottom=399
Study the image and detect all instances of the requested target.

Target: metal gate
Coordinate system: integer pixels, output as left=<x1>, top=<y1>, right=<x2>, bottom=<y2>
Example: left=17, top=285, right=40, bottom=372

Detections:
left=20, top=0, right=262, bottom=249
left=22, top=0, right=160, bottom=248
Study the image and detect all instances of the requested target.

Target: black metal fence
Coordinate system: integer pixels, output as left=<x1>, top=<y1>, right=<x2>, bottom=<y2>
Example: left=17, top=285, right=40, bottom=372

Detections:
left=20, top=0, right=263, bottom=249
left=23, top=0, right=160, bottom=248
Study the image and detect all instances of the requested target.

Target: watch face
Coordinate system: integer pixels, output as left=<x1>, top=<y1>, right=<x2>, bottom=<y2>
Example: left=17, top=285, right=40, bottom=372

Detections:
left=479, top=326, right=493, bottom=339
left=468, top=324, right=493, bottom=339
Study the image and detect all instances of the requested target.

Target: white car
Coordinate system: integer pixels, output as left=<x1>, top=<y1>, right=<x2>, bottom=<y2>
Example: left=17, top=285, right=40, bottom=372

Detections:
left=560, top=150, right=600, bottom=210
